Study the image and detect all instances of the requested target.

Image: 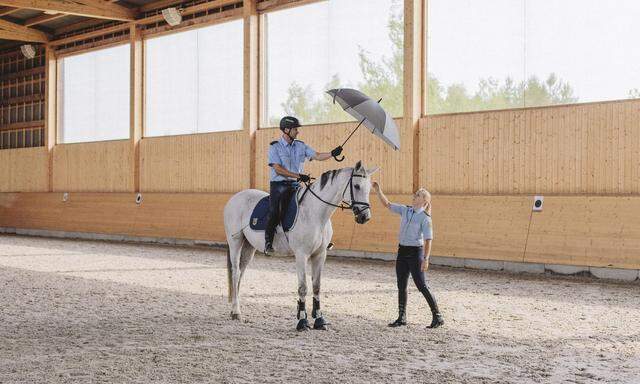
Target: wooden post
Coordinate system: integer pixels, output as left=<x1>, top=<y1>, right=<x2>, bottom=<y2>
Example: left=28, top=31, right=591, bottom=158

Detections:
left=403, top=0, right=424, bottom=192
left=44, top=45, right=56, bottom=191
left=244, top=0, right=259, bottom=189
left=130, top=24, right=143, bottom=192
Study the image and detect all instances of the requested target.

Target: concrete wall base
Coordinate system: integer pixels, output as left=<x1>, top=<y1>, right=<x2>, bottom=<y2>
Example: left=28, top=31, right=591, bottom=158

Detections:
left=1, top=227, right=638, bottom=282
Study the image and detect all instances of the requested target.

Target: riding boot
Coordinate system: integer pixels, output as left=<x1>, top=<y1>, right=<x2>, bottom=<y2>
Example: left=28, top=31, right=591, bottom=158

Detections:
left=264, top=231, right=275, bottom=255
left=428, top=311, right=444, bottom=328
left=388, top=291, right=407, bottom=327
left=419, top=286, right=444, bottom=328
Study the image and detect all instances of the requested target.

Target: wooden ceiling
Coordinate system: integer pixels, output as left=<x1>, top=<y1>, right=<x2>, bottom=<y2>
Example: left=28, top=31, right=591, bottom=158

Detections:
left=0, top=0, right=178, bottom=50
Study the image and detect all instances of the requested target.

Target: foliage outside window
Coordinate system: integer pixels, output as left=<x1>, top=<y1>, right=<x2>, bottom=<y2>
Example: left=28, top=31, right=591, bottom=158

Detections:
left=262, top=0, right=403, bottom=127
left=427, top=0, right=640, bottom=114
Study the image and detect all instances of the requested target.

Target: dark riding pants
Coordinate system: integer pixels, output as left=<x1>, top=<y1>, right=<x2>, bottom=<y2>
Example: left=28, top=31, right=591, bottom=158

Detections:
left=265, top=181, right=297, bottom=245
left=396, top=245, right=440, bottom=314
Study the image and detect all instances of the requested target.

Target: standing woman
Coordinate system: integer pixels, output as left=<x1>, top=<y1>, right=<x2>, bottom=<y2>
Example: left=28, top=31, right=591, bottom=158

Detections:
left=372, top=182, right=444, bottom=328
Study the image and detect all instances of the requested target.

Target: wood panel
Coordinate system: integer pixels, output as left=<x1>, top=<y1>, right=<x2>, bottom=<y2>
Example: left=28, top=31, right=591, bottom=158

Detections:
left=524, top=196, right=640, bottom=269
left=255, top=119, right=411, bottom=194
left=2, top=192, right=640, bottom=269
left=0, top=192, right=230, bottom=242
left=420, top=99, right=640, bottom=195
left=52, top=140, right=133, bottom=192
left=0, top=147, right=48, bottom=192
left=140, top=131, right=249, bottom=193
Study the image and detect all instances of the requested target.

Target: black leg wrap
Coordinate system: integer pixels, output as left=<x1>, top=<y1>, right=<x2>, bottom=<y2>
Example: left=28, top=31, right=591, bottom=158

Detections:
left=296, top=300, right=306, bottom=320
left=312, top=298, right=321, bottom=319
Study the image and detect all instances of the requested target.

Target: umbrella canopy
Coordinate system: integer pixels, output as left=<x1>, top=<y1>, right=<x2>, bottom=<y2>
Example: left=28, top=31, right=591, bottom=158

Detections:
left=327, top=88, right=400, bottom=150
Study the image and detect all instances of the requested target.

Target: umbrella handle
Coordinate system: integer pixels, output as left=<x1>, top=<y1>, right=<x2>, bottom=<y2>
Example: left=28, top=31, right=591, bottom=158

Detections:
left=333, top=154, right=345, bottom=162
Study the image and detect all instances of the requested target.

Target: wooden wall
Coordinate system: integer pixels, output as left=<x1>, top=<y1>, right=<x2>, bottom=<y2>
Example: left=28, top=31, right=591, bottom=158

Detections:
left=2, top=192, right=640, bottom=269
left=255, top=119, right=412, bottom=194
left=0, top=147, right=48, bottom=192
left=52, top=140, right=133, bottom=192
left=420, top=99, right=640, bottom=195
left=0, top=192, right=228, bottom=241
left=140, top=131, right=249, bottom=193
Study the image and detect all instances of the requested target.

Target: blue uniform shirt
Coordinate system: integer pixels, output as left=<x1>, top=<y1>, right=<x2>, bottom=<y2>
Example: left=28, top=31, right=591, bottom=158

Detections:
left=389, top=203, right=433, bottom=246
left=268, top=136, right=317, bottom=182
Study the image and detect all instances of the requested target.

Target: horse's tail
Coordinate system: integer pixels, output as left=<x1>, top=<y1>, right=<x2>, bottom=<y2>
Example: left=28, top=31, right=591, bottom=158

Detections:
left=226, top=245, right=232, bottom=303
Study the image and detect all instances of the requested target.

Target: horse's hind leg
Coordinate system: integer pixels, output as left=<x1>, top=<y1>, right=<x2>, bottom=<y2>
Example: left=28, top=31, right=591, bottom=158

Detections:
left=310, top=248, right=328, bottom=330
left=238, top=240, right=256, bottom=291
left=227, top=235, right=244, bottom=320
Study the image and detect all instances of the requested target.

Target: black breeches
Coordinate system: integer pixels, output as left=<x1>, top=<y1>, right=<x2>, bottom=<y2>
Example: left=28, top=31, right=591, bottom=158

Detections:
left=265, top=181, right=295, bottom=242
left=396, top=245, right=439, bottom=314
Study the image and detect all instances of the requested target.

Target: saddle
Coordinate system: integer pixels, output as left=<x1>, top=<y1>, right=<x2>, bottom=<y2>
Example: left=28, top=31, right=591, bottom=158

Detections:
left=249, top=190, right=300, bottom=232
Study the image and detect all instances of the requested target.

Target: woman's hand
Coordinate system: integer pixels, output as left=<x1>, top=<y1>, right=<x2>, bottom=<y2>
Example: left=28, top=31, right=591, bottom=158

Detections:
left=422, top=259, right=429, bottom=272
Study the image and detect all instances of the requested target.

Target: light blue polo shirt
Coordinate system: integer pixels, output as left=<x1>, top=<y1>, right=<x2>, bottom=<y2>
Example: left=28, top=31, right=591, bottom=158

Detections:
left=389, top=203, right=433, bottom=246
left=267, top=136, right=317, bottom=182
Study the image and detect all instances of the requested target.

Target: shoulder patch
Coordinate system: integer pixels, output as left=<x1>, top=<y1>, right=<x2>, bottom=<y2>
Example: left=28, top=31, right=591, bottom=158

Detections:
left=270, top=140, right=278, bottom=145
left=294, top=139, right=305, bottom=144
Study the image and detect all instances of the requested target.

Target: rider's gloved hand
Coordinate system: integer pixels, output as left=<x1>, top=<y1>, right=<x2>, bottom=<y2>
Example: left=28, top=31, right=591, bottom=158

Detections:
left=297, top=174, right=311, bottom=183
left=331, top=146, right=343, bottom=157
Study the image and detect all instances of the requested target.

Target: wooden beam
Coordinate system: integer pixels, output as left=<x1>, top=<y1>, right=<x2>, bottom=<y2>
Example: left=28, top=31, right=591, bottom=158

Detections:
left=130, top=24, right=142, bottom=192
left=403, top=0, right=423, bottom=191
left=44, top=46, right=56, bottom=191
left=24, top=13, right=68, bottom=27
left=244, top=0, right=258, bottom=188
left=51, top=23, right=130, bottom=46
left=136, top=0, right=240, bottom=25
left=0, top=94, right=44, bottom=107
left=0, top=0, right=136, bottom=21
left=0, top=18, right=49, bottom=43
left=139, top=0, right=240, bottom=13
left=257, top=0, right=324, bottom=13
left=0, top=121, right=44, bottom=131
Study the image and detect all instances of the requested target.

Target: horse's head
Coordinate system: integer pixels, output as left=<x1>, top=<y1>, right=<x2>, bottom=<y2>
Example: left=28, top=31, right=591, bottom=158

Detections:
left=349, top=161, right=379, bottom=224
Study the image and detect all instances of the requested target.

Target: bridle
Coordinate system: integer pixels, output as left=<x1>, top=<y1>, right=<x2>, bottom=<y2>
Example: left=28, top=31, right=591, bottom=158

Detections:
left=301, top=169, right=370, bottom=216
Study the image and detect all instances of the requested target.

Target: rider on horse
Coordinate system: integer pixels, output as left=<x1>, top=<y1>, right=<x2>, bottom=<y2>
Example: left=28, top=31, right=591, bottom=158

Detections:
left=265, top=116, right=343, bottom=255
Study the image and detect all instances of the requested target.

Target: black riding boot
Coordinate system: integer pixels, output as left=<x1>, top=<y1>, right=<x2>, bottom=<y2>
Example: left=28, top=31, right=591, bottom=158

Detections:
left=264, top=231, right=275, bottom=255
left=429, top=312, right=444, bottom=328
left=419, top=286, right=444, bottom=328
left=388, top=291, right=407, bottom=327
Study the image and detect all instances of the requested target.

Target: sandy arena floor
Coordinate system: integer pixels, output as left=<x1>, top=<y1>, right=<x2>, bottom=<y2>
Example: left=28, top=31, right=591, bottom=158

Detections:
left=0, top=234, right=639, bottom=383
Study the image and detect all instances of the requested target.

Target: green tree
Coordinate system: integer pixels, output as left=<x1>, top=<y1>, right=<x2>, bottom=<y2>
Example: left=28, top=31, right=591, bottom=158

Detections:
left=629, top=88, right=640, bottom=99
left=273, top=0, right=578, bottom=121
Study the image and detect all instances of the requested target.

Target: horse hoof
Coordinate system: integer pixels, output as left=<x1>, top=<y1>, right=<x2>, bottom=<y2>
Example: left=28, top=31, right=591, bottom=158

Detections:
left=230, top=313, right=241, bottom=321
left=296, top=319, right=310, bottom=331
left=313, top=317, right=328, bottom=330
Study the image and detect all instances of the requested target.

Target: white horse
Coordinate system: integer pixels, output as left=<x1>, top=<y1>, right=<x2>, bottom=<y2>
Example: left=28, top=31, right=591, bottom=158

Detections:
left=223, top=161, right=378, bottom=330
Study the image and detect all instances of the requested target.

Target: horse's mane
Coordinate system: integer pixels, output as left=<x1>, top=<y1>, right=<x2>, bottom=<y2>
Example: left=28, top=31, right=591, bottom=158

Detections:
left=319, top=169, right=343, bottom=190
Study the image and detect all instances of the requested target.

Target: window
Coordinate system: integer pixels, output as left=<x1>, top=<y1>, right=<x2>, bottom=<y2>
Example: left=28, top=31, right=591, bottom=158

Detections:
left=59, top=44, right=130, bottom=143
left=427, top=0, right=640, bottom=114
left=262, top=0, right=403, bottom=126
left=144, top=19, right=243, bottom=137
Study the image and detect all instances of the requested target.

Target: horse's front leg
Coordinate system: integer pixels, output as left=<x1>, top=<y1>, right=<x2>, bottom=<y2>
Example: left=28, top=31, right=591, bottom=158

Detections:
left=295, top=253, right=310, bottom=331
left=310, top=248, right=328, bottom=330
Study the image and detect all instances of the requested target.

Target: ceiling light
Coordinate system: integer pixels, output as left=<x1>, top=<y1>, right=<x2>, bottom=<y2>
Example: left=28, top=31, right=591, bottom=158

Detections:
left=20, top=44, right=36, bottom=59
left=161, top=7, right=182, bottom=27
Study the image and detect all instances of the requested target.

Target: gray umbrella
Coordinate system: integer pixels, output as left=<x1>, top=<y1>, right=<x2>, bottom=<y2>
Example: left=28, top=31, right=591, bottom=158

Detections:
left=326, top=88, right=401, bottom=156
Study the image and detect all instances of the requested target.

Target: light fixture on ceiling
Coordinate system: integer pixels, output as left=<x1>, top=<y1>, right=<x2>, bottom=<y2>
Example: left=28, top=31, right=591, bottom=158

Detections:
left=161, top=7, right=182, bottom=27
left=20, top=44, right=36, bottom=59
left=43, top=10, right=59, bottom=15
